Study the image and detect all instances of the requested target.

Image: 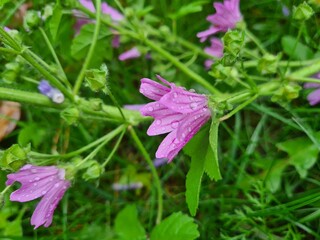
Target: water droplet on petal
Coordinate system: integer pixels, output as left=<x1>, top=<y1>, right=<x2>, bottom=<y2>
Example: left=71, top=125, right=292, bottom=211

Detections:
left=189, top=96, right=194, bottom=101
left=173, top=92, right=178, bottom=98
left=31, top=169, right=37, bottom=173
left=189, top=89, right=196, bottom=93
left=156, top=120, right=162, bottom=125
left=34, top=177, right=40, bottom=181
left=190, top=102, right=197, bottom=110
left=182, top=133, right=186, bottom=138
left=54, top=183, right=60, bottom=188
left=188, top=127, right=192, bottom=132
left=171, top=121, right=179, bottom=129
left=33, top=183, right=37, bottom=186
left=174, top=139, right=180, bottom=144
left=203, top=107, right=208, bottom=112
left=148, top=106, right=154, bottom=112
left=140, top=88, right=145, bottom=93
left=42, top=191, right=47, bottom=194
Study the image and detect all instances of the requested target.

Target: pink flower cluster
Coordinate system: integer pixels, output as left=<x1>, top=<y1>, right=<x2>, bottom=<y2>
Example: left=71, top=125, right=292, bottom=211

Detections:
left=198, top=0, right=242, bottom=69
left=139, top=75, right=211, bottom=161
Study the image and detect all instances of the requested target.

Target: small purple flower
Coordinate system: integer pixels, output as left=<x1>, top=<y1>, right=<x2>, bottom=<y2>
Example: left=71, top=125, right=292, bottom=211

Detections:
left=4, top=27, right=11, bottom=32
left=139, top=75, right=211, bottom=161
left=112, top=182, right=143, bottom=191
left=38, top=80, right=65, bottom=104
left=197, top=0, right=242, bottom=42
left=6, top=164, right=70, bottom=229
left=119, top=47, right=141, bottom=61
left=304, top=73, right=320, bottom=106
left=204, top=38, right=224, bottom=69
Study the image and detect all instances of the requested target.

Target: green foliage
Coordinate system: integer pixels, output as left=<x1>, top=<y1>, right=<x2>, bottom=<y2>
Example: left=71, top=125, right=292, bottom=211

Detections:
left=150, top=212, right=199, bottom=240
left=114, top=205, right=146, bottom=240
left=281, top=36, right=314, bottom=60
left=0, top=144, right=29, bottom=171
left=49, top=3, right=63, bottom=43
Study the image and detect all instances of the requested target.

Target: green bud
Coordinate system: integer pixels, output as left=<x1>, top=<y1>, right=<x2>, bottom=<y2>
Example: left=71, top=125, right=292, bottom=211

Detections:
left=293, top=2, right=314, bottom=21
left=271, top=83, right=302, bottom=104
left=61, top=107, right=80, bottom=125
left=24, top=10, right=42, bottom=30
left=85, top=64, right=109, bottom=92
left=222, top=30, right=245, bottom=58
left=257, top=53, right=282, bottom=74
left=209, top=62, right=239, bottom=86
left=42, top=4, right=54, bottom=21
left=1, top=62, right=20, bottom=83
left=82, top=160, right=103, bottom=181
left=0, top=144, right=30, bottom=171
left=88, top=98, right=103, bottom=111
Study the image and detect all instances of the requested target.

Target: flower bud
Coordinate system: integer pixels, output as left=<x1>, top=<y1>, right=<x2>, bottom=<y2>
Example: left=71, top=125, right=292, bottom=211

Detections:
left=257, top=53, right=282, bottom=74
left=209, top=62, right=239, bottom=86
left=271, top=83, right=301, bottom=104
left=24, top=10, right=42, bottom=30
left=293, top=2, right=314, bottom=21
left=82, top=160, right=103, bottom=181
left=222, top=30, right=245, bottom=58
left=84, top=64, right=109, bottom=92
left=88, top=98, right=103, bottom=111
left=0, top=144, right=29, bottom=171
left=60, top=107, right=80, bottom=125
left=1, top=62, right=20, bottom=83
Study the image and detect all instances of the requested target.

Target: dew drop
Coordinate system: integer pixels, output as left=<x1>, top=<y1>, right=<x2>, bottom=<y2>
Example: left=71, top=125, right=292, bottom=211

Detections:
left=156, top=120, right=162, bottom=125
left=203, top=107, right=208, bottom=112
left=182, top=133, right=186, bottom=138
left=31, top=169, right=37, bottom=173
left=33, top=183, right=37, bottom=186
left=34, top=177, right=40, bottom=181
left=29, top=179, right=33, bottom=183
left=189, top=96, right=194, bottom=101
left=54, top=183, right=60, bottom=188
left=189, top=89, right=196, bottom=93
left=42, top=191, right=47, bottom=195
left=173, top=139, right=180, bottom=144
left=171, top=121, right=179, bottom=129
left=190, top=102, right=197, bottom=110
left=148, top=106, right=154, bottom=112
left=173, top=92, right=178, bottom=98
left=188, top=127, right=192, bottom=132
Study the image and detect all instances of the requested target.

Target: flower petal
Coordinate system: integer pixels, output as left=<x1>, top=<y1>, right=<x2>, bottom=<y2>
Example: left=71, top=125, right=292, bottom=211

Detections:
left=140, top=78, right=170, bottom=101
left=140, top=102, right=176, bottom=118
left=147, top=112, right=184, bottom=136
left=307, top=88, right=320, bottom=106
left=155, top=130, right=184, bottom=161
left=159, top=86, right=208, bottom=114
left=31, top=180, right=70, bottom=229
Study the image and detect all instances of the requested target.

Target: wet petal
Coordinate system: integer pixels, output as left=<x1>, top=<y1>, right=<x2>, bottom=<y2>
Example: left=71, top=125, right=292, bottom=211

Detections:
left=155, top=130, right=185, bottom=161
left=147, top=112, right=184, bottom=136
left=140, top=78, right=170, bottom=101
left=307, top=88, right=320, bottom=106
left=140, top=102, right=176, bottom=118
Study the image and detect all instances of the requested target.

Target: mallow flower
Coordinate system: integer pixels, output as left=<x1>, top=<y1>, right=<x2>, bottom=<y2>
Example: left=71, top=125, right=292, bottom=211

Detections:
left=6, top=164, right=71, bottom=229
left=139, top=75, right=211, bottom=161
left=304, top=72, right=320, bottom=106
left=197, top=0, right=242, bottom=42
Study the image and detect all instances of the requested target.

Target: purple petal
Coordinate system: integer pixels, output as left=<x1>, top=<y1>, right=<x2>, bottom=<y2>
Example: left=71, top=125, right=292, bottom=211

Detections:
left=140, top=78, right=170, bottom=101
left=205, top=59, right=214, bottom=70
left=153, top=158, right=168, bottom=167
left=197, top=27, right=220, bottom=41
left=304, top=83, right=320, bottom=89
left=118, top=47, right=141, bottom=61
left=140, top=102, right=177, bottom=118
left=101, top=3, right=124, bottom=22
left=159, top=86, right=208, bottom=114
left=307, top=88, right=320, bottom=106
left=204, top=38, right=224, bottom=58
left=31, top=180, right=70, bottom=229
left=79, top=0, right=96, bottom=12
left=112, top=34, right=121, bottom=48
left=155, top=130, right=183, bottom=161
left=147, top=111, right=184, bottom=136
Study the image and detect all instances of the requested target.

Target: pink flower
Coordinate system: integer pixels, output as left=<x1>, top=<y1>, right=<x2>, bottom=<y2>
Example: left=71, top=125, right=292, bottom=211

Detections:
left=6, top=164, right=70, bottom=229
left=197, top=0, right=242, bottom=42
left=119, top=47, right=141, bottom=61
left=139, top=75, right=211, bottom=161
left=304, top=73, right=320, bottom=106
left=204, top=38, right=224, bottom=69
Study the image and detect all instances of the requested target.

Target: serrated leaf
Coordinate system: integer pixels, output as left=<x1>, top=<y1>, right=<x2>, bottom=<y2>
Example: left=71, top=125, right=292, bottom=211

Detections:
left=207, top=119, right=222, bottom=181
left=276, top=134, right=319, bottom=178
left=281, top=36, right=314, bottom=60
left=71, top=23, right=111, bottom=61
left=49, top=3, right=63, bottom=43
left=114, top=205, right=146, bottom=240
left=150, top=212, right=199, bottom=240
left=184, top=129, right=208, bottom=216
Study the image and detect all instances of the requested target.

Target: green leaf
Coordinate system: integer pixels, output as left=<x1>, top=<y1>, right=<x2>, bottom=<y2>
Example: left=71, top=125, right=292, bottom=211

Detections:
left=18, top=123, right=47, bottom=148
left=4, top=218, right=23, bottom=237
left=168, top=1, right=208, bottom=20
left=150, top=212, right=199, bottom=240
left=184, top=129, right=208, bottom=216
left=71, top=23, right=111, bottom=60
left=276, top=134, right=319, bottom=178
left=207, top=119, right=222, bottom=181
left=281, top=36, right=314, bottom=60
left=49, top=3, right=63, bottom=43
left=264, top=160, right=287, bottom=193
left=0, top=0, right=10, bottom=8
left=114, top=205, right=146, bottom=240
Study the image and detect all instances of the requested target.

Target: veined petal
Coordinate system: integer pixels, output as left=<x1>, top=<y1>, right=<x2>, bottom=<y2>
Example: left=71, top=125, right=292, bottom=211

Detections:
left=197, top=27, right=220, bottom=40
left=159, top=86, right=208, bottom=114
left=10, top=175, right=58, bottom=202
left=140, top=78, right=170, bottom=101
left=31, top=180, right=70, bottom=229
left=147, top=112, right=184, bottom=136
left=140, top=102, right=176, bottom=118
left=155, top=130, right=185, bottom=161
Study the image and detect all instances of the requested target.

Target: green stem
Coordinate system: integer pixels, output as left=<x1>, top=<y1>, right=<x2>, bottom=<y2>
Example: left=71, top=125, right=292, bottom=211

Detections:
left=289, top=59, right=320, bottom=77
left=0, top=27, right=21, bottom=50
left=243, top=59, right=319, bottom=68
left=102, top=129, right=126, bottom=168
left=288, top=76, right=320, bottom=84
left=73, top=0, right=102, bottom=95
left=176, top=36, right=211, bottom=59
left=39, top=27, right=71, bottom=88
left=129, top=127, right=163, bottom=224
left=75, top=124, right=126, bottom=168
left=245, top=29, right=267, bottom=55
left=0, top=47, right=19, bottom=54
